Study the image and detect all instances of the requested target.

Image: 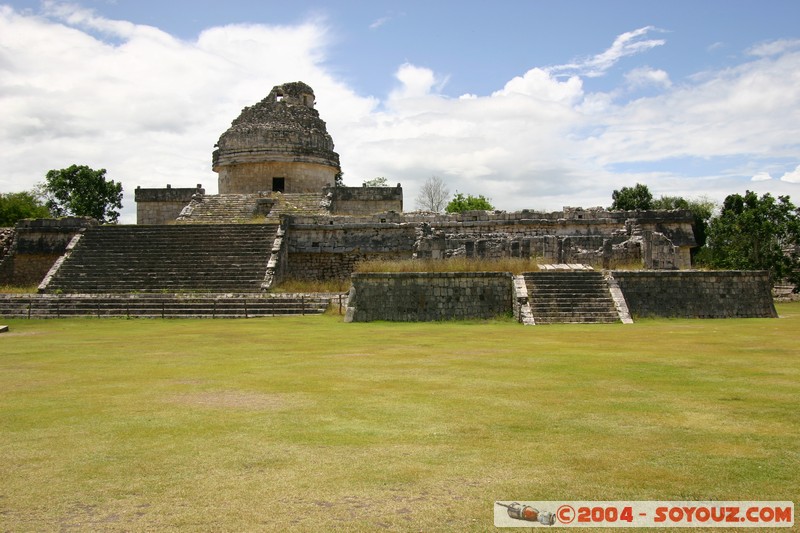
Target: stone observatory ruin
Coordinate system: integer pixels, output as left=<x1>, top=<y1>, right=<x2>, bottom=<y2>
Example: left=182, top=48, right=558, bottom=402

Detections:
left=0, top=81, right=778, bottom=322
left=213, top=81, right=341, bottom=195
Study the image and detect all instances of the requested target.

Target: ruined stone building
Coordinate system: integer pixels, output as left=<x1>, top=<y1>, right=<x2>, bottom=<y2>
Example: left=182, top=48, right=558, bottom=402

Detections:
left=134, top=81, right=697, bottom=277
left=0, top=81, right=777, bottom=321
left=213, top=81, right=341, bottom=195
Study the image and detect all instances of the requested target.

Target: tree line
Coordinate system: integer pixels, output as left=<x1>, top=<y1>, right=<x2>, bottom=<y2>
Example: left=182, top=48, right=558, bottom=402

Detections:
left=1, top=165, right=122, bottom=225
left=611, top=182, right=799, bottom=289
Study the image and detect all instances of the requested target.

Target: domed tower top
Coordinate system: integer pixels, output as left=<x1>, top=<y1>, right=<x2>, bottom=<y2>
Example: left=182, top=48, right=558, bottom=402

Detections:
left=213, top=81, right=341, bottom=194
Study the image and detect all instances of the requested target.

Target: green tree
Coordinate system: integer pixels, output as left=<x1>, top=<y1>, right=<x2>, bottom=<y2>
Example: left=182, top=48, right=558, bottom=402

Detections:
left=0, top=191, right=51, bottom=226
left=705, top=191, right=800, bottom=289
left=39, top=165, right=123, bottom=223
left=362, top=177, right=389, bottom=187
left=334, top=171, right=344, bottom=187
left=445, top=192, right=494, bottom=213
left=610, top=183, right=653, bottom=210
left=652, top=195, right=716, bottom=251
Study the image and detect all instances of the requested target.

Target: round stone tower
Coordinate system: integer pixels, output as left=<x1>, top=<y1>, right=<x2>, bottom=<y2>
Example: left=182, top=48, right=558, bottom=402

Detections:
left=213, top=81, right=341, bottom=194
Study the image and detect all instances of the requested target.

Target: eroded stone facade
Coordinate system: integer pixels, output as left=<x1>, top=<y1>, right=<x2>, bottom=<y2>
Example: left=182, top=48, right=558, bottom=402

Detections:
left=284, top=207, right=696, bottom=280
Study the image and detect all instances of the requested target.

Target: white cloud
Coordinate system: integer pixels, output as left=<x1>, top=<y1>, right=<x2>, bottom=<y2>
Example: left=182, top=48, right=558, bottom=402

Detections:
left=747, top=38, right=800, bottom=57
left=624, top=67, right=672, bottom=89
left=550, top=26, right=666, bottom=78
left=751, top=172, right=772, bottom=182
left=493, top=68, right=584, bottom=106
left=780, top=165, right=800, bottom=183
left=390, top=63, right=440, bottom=99
left=369, top=16, right=389, bottom=30
left=584, top=43, right=800, bottom=166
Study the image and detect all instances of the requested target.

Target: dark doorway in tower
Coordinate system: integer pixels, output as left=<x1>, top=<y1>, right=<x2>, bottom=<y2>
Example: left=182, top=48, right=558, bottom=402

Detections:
left=272, top=177, right=285, bottom=193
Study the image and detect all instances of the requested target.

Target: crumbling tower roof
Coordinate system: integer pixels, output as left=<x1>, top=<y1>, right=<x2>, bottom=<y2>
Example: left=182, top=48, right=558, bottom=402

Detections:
left=212, top=81, right=340, bottom=171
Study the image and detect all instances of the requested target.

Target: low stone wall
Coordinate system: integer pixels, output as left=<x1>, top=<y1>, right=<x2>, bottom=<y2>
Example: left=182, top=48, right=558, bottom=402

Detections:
left=611, top=270, right=777, bottom=318
left=345, top=272, right=513, bottom=322
left=326, top=185, right=403, bottom=215
left=287, top=219, right=416, bottom=280
left=135, top=184, right=204, bottom=225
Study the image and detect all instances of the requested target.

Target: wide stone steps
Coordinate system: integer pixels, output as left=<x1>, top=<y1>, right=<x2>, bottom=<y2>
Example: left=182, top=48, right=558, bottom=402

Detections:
left=0, top=293, right=334, bottom=319
left=524, top=270, right=620, bottom=324
left=267, top=193, right=329, bottom=218
left=176, top=194, right=268, bottom=223
left=43, top=224, right=277, bottom=294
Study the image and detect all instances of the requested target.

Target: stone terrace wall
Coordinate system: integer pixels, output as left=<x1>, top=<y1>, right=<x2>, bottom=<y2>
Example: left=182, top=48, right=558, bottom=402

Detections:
left=326, top=185, right=403, bottom=215
left=345, top=272, right=513, bottom=322
left=286, top=215, right=416, bottom=280
left=288, top=251, right=409, bottom=281
left=612, top=270, right=777, bottom=318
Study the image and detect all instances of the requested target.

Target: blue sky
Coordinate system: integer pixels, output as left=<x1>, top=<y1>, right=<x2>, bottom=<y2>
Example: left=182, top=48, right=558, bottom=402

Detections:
left=1, top=1, right=799, bottom=222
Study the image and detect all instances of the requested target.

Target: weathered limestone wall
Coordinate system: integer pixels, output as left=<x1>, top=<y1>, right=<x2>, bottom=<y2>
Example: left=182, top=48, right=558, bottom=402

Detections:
left=326, top=185, right=403, bottom=215
left=346, top=272, right=513, bottom=322
left=218, top=161, right=336, bottom=194
left=288, top=251, right=409, bottom=281
left=0, top=218, right=97, bottom=286
left=135, top=185, right=204, bottom=225
left=286, top=216, right=416, bottom=280
left=284, top=208, right=697, bottom=280
left=611, top=270, right=777, bottom=318
left=413, top=215, right=693, bottom=269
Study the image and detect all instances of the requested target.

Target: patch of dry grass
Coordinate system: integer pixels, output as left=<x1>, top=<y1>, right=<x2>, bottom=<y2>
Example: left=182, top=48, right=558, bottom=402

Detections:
left=355, top=256, right=541, bottom=275
left=270, top=277, right=350, bottom=293
left=0, top=284, right=38, bottom=294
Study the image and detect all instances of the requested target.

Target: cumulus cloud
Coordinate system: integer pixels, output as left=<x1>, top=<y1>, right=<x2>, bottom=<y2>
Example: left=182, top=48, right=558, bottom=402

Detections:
left=0, top=5, right=798, bottom=223
left=751, top=172, right=773, bottom=182
left=389, top=63, right=442, bottom=99
left=780, top=165, right=800, bottom=183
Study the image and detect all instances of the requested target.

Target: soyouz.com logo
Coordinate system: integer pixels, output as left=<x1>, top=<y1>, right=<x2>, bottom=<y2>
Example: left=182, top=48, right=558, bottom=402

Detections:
left=494, top=501, right=794, bottom=528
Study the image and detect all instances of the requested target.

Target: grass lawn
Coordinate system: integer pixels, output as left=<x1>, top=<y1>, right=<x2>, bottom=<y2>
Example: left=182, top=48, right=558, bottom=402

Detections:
left=1, top=303, right=798, bottom=531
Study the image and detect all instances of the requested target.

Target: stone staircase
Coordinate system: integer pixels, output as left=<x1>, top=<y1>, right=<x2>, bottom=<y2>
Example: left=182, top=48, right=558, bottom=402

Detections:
left=523, top=270, right=621, bottom=324
left=176, top=194, right=271, bottom=223
left=175, top=192, right=330, bottom=223
left=0, top=293, right=334, bottom=318
left=42, top=224, right=278, bottom=294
